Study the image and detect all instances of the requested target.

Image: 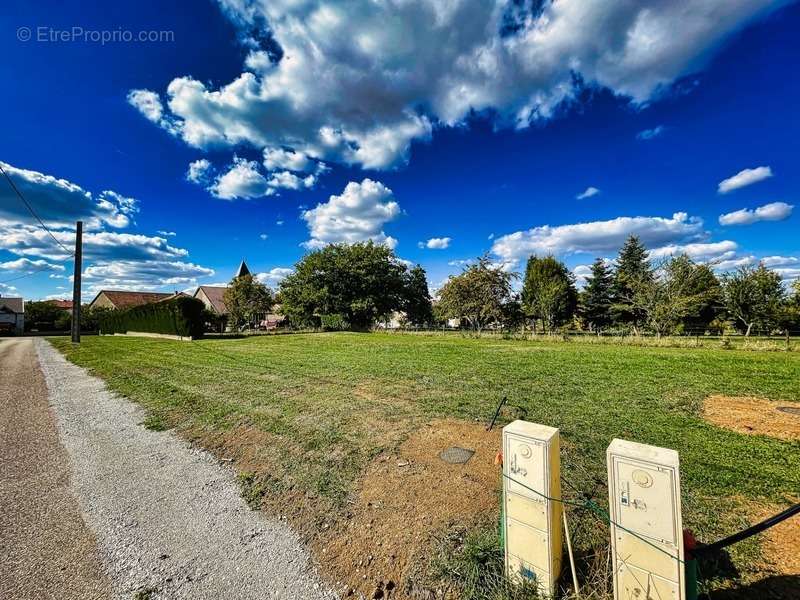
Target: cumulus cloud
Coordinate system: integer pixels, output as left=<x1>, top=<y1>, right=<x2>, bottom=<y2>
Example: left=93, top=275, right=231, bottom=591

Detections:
left=256, top=267, right=294, bottom=287
left=648, top=240, right=738, bottom=261
left=492, top=212, right=704, bottom=266
left=130, top=1, right=778, bottom=171
left=419, top=237, right=451, bottom=250
left=576, top=187, right=600, bottom=200
left=0, top=257, right=65, bottom=273
left=83, top=260, right=215, bottom=293
left=263, top=148, right=312, bottom=172
left=302, top=179, right=400, bottom=249
left=157, top=230, right=177, bottom=237
left=636, top=125, right=665, bottom=140
left=186, top=159, right=213, bottom=184
left=210, top=157, right=273, bottom=200
left=0, top=161, right=137, bottom=230
left=268, top=171, right=316, bottom=191
left=718, top=166, right=773, bottom=194
left=718, top=201, right=793, bottom=226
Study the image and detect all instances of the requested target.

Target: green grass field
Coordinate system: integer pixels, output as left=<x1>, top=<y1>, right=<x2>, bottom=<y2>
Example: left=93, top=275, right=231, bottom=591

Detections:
left=51, top=333, right=800, bottom=596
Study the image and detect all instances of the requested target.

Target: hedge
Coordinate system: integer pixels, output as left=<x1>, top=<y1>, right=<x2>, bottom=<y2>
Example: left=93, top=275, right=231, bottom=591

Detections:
left=320, top=313, right=351, bottom=331
left=99, top=296, right=205, bottom=338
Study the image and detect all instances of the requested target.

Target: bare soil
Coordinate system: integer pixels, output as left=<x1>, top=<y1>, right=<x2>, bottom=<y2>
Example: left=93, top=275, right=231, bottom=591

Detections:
left=703, top=395, right=800, bottom=441
left=190, top=418, right=502, bottom=599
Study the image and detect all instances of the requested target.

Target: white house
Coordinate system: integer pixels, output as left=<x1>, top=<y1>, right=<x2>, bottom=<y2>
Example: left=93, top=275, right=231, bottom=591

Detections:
left=0, top=296, right=24, bottom=335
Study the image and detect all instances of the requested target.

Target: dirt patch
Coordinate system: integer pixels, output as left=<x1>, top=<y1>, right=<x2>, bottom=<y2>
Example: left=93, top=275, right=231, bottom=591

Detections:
left=703, top=395, right=800, bottom=441
left=315, top=419, right=502, bottom=599
left=751, top=502, right=800, bottom=576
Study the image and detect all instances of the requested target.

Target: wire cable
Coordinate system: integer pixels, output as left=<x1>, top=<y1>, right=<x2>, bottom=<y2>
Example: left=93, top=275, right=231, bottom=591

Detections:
left=0, top=162, right=75, bottom=257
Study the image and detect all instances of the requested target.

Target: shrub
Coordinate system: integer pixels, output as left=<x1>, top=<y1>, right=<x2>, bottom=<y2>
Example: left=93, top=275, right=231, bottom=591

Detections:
left=320, top=313, right=350, bottom=331
left=99, top=296, right=205, bottom=338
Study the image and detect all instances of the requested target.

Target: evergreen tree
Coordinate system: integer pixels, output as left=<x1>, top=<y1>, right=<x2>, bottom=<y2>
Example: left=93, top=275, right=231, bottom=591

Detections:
left=579, top=258, right=613, bottom=331
left=403, top=265, right=434, bottom=326
left=612, top=235, right=651, bottom=331
left=521, top=255, right=578, bottom=332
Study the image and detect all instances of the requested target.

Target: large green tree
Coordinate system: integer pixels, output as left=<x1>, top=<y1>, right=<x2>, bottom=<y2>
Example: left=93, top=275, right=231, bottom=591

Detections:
left=521, top=255, right=577, bottom=332
left=223, top=274, right=274, bottom=329
left=403, top=265, right=434, bottom=326
left=628, top=255, right=721, bottom=337
left=722, top=264, right=785, bottom=336
left=612, top=235, right=652, bottom=332
left=24, top=301, right=68, bottom=331
left=437, top=255, right=516, bottom=332
left=666, top=255, right=722, bottom=332
left=279, top=241, right=406, bottom=329
left=579, top=258, right=614, bottom=332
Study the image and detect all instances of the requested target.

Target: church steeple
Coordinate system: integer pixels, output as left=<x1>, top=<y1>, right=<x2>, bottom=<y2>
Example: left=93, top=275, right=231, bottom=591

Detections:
left=234, top=260, right=251, bottom=279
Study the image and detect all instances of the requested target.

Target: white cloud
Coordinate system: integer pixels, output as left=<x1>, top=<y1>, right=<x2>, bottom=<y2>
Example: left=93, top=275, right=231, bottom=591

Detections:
left=210, top=157, right=273, bottom=200
left=131, top=1, right=778, bottom=171
left=0, top=161, right=137, bottom=230
left=302, top=178, right=400, bottom=249
left=157, top=230, right=176, bottom=237
left=576, top=186, right=600, bottom=200
left=718, top=201, right=793, bottom=226
left=648, top=240, right=738, bottom=261
left=761, top=256, right=799, bottom=268
left=186, top=159, right=213, bottom=184
left=276, top=220, right=284, bottom=226
left=267, top=171, right=316, bottom=191
left=263, top=148, right=312, bottom=172
left=127, top=89, right=163, bottom=123
left=0, top=257, right=65, bottom=273
left=419, top=237, right=451, bottom=250
left=259, top=233, right=268, bottom=240
left=83, top=260, right=215, bottom=293
left=717, top=166, right=773, bottom=194
left=636, top=125, right=665, bottom=140
left=572, top=264, right=593, bottom=285
left=492, top=212, right=704, bottom=266
left=0, top=283, right=18, bottom=294
left=256, top=267, right=294, bottom=287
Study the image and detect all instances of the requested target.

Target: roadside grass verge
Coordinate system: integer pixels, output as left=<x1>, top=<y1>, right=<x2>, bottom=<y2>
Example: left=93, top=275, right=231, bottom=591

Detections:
left=49, top=333, right=800, bottom=597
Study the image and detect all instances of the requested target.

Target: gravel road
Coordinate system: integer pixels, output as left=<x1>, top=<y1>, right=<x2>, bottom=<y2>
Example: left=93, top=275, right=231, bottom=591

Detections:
left=0, top=338, right=111, bottom=600
left=32, top=338, right=336, bottom=600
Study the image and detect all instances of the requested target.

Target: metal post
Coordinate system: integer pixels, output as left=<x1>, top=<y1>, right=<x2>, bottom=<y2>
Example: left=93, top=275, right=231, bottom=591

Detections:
left=71, top=220, right=82, bottom=343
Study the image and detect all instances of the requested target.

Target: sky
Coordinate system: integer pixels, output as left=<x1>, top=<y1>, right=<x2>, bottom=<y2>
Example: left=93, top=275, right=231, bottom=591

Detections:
left=1, top=0, right=798, bottom=301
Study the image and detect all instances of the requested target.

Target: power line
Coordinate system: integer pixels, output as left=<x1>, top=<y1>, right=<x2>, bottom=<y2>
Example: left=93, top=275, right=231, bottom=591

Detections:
left=0, top=162, right=75, bottom=257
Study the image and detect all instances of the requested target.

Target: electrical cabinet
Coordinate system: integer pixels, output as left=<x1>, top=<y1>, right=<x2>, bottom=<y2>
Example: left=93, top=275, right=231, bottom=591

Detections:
left=502, top=420, right=562, bottom=596
left=607, top=439, right=685, bottom=600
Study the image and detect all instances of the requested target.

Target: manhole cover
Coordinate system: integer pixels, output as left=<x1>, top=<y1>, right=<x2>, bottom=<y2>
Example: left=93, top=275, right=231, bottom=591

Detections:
left=777, top=406, right=800, bottom=416
left=439, top=446, right=475, bottom=464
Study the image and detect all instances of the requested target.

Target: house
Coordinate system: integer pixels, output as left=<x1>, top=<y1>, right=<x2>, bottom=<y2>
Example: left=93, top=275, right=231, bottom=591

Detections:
left=0, top=296, right=24, bottom=335
left=193, top=261, right=285, bottom=330
left=88, top=290, right=184, bottom=310
left=47, top=299, right=73, bottom=311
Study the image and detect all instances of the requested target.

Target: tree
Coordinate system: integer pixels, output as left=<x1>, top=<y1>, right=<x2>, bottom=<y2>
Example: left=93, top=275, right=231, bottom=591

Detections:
left=722, top=264, right=785, bottom=336
left=579, top=258, right=614, bottom=332
left=403, top=265, right=434, bottom=326
left=223, top=274, right=274, bottom=329
left=24, top=301, right=68, bottom=331
left=666, top=255, right=722, bottom=332
left=612, top=235, right=652, bottom=332
left=279, top=241, right=407, bottom=329
left=521, top=255, right=577, bottom=332
left=628, top=256, right=718, bottom=338
left=437, top=255, right=516, bottom=332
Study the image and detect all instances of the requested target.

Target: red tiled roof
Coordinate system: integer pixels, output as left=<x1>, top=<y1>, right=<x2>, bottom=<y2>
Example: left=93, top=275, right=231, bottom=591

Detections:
left=0, top=297, right=24, bottom=313
left=194, top=286, right=228, bottom=314
left=47, top=299, right=73, bottom=310
left=92, top=290, right=174, bottom=309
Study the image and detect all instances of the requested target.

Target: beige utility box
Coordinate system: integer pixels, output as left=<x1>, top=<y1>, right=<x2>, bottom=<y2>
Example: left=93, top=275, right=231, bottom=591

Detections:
left=502, top=420, right=562, bottom=596
left=607, top=439, right=685, bottom=600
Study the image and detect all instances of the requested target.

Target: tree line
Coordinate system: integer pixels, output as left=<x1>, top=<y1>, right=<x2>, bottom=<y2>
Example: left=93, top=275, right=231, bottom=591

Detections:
left=221, top=236, right=800, bottom=337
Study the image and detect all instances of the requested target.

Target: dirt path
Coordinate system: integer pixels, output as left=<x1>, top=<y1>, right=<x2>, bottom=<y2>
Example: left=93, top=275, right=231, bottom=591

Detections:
left=1, top=337, right=336, bottom=600
left=0, top=337, right=111, bottom=600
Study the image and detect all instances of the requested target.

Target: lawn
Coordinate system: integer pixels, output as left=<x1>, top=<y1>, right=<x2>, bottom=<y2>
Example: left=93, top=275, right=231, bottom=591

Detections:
left=50, top=333, right=800, bottom=597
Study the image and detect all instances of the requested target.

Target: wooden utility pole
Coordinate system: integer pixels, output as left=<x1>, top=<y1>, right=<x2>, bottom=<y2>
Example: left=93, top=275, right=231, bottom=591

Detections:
left=71, top=220, right=82, bottom=343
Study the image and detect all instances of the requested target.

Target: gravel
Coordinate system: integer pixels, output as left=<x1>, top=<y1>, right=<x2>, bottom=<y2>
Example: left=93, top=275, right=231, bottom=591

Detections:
left=35, top=338, right=337, bottom=600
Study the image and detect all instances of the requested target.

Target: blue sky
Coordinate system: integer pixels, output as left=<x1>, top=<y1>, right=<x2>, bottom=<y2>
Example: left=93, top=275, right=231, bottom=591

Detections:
left=1, top=0, right=798, bottom=300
